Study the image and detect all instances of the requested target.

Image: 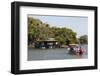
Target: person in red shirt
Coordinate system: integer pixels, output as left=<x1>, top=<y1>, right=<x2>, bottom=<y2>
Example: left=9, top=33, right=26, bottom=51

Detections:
left=79, top=47, right=83, bottom=55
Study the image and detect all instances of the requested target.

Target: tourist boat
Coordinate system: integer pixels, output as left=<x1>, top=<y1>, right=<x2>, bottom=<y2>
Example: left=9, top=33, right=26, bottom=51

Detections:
left=68, top=44, right=85, bottom=55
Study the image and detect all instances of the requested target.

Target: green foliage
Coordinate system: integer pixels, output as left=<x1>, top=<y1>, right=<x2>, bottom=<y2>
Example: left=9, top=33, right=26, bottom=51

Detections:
left=79, top=35, right=88, bottom=44
left=28, top=17, right=79, bottom=45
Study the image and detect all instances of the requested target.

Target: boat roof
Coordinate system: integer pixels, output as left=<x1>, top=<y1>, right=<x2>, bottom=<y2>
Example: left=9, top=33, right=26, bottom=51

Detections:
left=69, top=44, right=79, bottom=46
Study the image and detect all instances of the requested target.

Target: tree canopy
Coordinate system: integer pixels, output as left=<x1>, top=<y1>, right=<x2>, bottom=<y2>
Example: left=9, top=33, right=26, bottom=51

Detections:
left=28, top=17, right=79, bottom=45
left=78, top=35, right=88, bottom=44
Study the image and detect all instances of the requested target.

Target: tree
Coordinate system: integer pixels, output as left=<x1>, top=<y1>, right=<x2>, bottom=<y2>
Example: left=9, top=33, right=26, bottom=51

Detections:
left=79, top=35, right=88, bottom=44
left=28, top=17, right=78, bottom=46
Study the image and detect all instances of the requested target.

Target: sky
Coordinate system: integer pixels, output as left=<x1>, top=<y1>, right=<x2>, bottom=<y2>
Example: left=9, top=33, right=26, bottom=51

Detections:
left=28, top=14, right=88, bottom=38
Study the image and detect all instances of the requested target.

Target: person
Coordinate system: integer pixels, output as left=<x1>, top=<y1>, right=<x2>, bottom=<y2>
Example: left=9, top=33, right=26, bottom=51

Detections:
left=75, top=46, right=79, bottom=55
left=69, top=46, right=75, bottom=54
left=79, top=47, right=83, bottom=55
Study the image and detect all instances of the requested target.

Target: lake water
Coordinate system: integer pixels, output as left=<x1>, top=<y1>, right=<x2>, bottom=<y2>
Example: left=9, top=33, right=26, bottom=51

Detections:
left=28, top=45, right=88, bottom=61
